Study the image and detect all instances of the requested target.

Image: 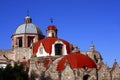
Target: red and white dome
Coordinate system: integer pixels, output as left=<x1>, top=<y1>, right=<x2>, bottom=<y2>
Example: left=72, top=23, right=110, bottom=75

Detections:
left=46, top=25, right=58, bottom=37
left=33, top=37, right=71, bottom=56
left=57, top=52, right=97, bottom=71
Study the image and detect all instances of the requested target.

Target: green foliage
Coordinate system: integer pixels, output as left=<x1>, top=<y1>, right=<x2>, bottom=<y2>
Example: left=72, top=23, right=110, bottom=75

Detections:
left=0, top=64, right=28, bottom=80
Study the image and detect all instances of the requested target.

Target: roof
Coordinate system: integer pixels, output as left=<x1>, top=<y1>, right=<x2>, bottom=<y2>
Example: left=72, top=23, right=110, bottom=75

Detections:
left=33, top=37, right=71, bottom=54
left=14, top=23, right=43, bottom=35
left=46, top=25, right=57, bottom=31
left=57, top=52, right=97, bottom=71
left=13, top=16, right=43, bottom=35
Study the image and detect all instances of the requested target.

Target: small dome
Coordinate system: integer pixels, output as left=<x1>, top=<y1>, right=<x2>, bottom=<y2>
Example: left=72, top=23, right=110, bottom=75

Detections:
left=57, top=52, right=97, bottom=71
left=14, top=16, right=43, bottom=35
left=33, top=37, right=71, bottom=54
left=14, top=23, right=43, bottom=35
left=46, top=25, right=57, bottom=31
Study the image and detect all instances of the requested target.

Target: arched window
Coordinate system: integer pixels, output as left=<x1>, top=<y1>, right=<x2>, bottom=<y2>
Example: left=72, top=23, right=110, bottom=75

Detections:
left=28, top=36, right=34, bottom=47
left=55, top=43, right=63, bottom=55
left=18, top=37, right=22, bottom=47
left=52, top=32, right=55, bottom=37
left=83, top=74, right=90, bottom=80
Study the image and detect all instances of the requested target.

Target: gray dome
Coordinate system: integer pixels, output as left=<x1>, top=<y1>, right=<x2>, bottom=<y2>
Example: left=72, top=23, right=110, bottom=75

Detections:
left=14, top=23, right=43, bottom=35
left=13, top=16, right=43, bottom=35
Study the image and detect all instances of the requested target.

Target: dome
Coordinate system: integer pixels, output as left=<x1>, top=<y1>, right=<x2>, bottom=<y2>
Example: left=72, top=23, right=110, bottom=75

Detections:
left=14, top=23, right=43, bottom=35
left=46, top=25, right=57, bottom=31
left=33, top=37, right=71, bottom=55
left=14, top=16, right=43, bottom=35
left=90, top=44, right=103, bottom=61
left=93, top=51, right=102, bottom=60
left=57, top=52, right=97, bottom=71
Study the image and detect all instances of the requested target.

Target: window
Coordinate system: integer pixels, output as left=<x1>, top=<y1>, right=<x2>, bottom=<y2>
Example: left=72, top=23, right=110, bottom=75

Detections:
left=18, top=37, right=22, bottom=47
left=55, top=43, right=63, bottom=55
left=52, top=32, right=55, bottom=37
left=28, top=36, right=34, bottom=47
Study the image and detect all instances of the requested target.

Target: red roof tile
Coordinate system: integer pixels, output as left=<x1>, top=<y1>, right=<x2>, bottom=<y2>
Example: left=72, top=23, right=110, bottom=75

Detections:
left=47, top=25, right=57, bottom=31
left=57, top=52, right=97, bottom=71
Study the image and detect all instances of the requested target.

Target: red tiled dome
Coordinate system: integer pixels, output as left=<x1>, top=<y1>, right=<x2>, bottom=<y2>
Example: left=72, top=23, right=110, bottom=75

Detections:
left=46, top=25, right=57, bottom=31
left=57, top=52, right=97, bottom=71
left=33, top=37, right=71, bottom=55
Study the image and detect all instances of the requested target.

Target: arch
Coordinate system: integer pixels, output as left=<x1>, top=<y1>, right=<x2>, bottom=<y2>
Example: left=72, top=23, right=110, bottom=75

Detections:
left=18, top=37, right=22, bottom=47
left=55, top=43, right=63, bottom=55
left=28, top=36, right=34, bottom=47
left=83, top=74, right=90, bottom=80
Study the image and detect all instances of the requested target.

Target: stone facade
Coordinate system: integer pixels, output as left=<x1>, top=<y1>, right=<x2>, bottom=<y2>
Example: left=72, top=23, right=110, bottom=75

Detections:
left=0, top=48, right=120, bottom=80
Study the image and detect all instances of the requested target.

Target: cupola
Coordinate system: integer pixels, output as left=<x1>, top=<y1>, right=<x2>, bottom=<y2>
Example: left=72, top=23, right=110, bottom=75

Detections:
left=24, top=16, right=32, bottom=23
left=46, top=18, right=58, bottom=38
left=46, top=25, right=57, bottom=37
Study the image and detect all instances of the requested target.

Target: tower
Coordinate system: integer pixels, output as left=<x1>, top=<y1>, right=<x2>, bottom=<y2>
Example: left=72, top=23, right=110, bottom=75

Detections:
left=11, top=16, right=44, bottom=48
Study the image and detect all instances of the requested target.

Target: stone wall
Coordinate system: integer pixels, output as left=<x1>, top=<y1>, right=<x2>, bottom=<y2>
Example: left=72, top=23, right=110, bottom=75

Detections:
left=13, top=48, right=32, bottom=62
left=0, top=50, right=14, bottom=60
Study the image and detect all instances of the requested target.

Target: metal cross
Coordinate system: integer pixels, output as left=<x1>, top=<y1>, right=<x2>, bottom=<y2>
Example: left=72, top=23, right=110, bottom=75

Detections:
left=50, top=17, right=53, bottom=24
left=27, top=10, right=29, bottom=16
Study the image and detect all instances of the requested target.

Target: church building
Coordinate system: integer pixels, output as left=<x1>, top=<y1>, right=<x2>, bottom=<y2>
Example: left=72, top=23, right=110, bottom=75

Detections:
left=0, top=15, right=120, bottom=80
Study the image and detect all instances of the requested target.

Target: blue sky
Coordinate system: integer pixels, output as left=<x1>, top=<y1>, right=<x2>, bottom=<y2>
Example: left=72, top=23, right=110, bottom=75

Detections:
left=0, top=0, right=120, bottom=67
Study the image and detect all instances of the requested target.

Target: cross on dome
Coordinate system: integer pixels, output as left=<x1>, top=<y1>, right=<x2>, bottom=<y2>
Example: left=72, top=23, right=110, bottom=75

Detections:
left=24, top=10, right=32, bottom=23
left=50, top=17, right=54, bottom=24
left=27, top=9, right=30, bottom=16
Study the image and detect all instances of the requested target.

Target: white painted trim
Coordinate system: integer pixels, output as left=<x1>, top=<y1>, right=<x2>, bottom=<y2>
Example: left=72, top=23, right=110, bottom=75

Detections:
left=36, top=43, right=49, bottom=57
left=51, top=40, right=67, bottom=56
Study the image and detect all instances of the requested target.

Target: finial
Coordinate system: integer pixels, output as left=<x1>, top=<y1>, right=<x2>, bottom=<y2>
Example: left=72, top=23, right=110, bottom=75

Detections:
left=24, top=10, right=32, bottom=23
left=27, top=9, right=29, bottom=16
left=50, top=17, right=53, bottom=24
left=90, top=41, right=95, bottom=52
left=90, top=41, right=95, bottom=47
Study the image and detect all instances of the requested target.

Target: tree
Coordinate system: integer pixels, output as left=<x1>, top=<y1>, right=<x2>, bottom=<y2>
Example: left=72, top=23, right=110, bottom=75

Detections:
left=0, top=64, right=28, bottom=80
